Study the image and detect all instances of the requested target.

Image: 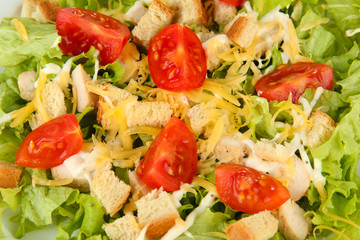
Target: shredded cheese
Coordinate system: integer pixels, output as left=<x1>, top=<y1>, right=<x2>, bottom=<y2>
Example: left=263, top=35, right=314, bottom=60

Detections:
left=34, top=71, right=50, bottom=123
left=206, top=115, right=226, bottom=154
left=192, top=176, right=218, bottom=197
left=125, top=125, right=161, bottom=136
left=9, top=101, right=35, bottom=127
left=32, top=169, right=73, bottom=187
left=11, top=19, right=28, bottom=41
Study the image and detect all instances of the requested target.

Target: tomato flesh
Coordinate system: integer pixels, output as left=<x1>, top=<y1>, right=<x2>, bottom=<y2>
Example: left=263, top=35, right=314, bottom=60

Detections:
left=215, top=163, right=290, bottom=214
left=255, top=62, right=333, bottom=103
left=15, top=114, right=83, bottom=169
left=136, top=116, right=198, bottom=191
left=56, top=7, right=130, bottom=65
left=219, top=0, right=244, bottom=6
left=148, top=24, right=207, bottom=92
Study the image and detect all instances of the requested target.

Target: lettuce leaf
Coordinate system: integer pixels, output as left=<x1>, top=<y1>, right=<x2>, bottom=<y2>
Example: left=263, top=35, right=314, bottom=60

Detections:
left=0, top=181, right=106, bottom=240
left=326, top=0, right=360, bottom=33
left=0, top=18, right=59, bottom=67
left=55, top=0, right=138, bottom=12
left=177, top=208, right=229, bottom=240
left=250, top=0, right=295, bottom=19
left=308, top=98, right=360, bottom=239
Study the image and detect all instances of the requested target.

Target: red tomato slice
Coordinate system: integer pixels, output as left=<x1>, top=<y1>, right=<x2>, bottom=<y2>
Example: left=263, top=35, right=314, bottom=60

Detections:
left=15, top=114, right=83, bottom=169
left=219, top=0, right=243, bottom=6
left=148, top=24, right=207, bottom=92
left=56, top=7, right=130, bottom=65
left=136, top=116, right=198, bottom=191
left=255, top=62, right=333, bottom=103
left=215, top=163, right=290, bottom=214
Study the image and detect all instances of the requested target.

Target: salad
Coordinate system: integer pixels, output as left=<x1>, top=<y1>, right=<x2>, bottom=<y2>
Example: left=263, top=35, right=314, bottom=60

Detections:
left=0, top=0, right=360, bottom=239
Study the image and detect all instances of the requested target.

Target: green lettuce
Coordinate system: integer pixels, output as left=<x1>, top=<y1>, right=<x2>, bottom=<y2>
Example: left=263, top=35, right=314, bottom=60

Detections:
left=307, top=98, right=360, bottom=239
left=250, top=0, right=295, bottom=19
left=177, top=208, right=229, bottom=240
left=0, top=180, right=106, bottom=240
left=55, top=0, right=138, bottom=12
left=0, top=18, right=59, bottom=67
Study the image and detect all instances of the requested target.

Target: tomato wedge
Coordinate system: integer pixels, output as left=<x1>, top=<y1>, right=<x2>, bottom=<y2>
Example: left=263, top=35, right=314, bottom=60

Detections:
left=15, top=114, right=83, bottom=169
left=219, top=0, right=244, bottom=6
left=136, top=116, right=198, bottom=191
left=255, top=62, right=333, bottom=103
left=56, top=7, right=130, bottom=65
left=215, top=164, right=290, bottom=214
left=148, top=24, right=207, bottom=92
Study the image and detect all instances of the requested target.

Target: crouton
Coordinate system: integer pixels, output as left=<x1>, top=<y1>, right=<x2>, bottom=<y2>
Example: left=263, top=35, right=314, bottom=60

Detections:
left=29, top=80, right=67, bottom=129
left=303, top=111, right=336, bottom=149
left=226, top=15, right=258, bottom=48
left=214, top=137, right=253, bottom=164
left=97, top=84, right=134, bottom=130
left=225, top=211, right=279, bottom=240
left=187, top=102, right=211, bottom=135
left=124, top=1, right=148, bottom=24
left=18, top=70, right=36, bottom=101
left=135, top=188, right=180, bottom=239
left=276, top=200, right=311, bottom=240
left=21, top=0, right=60, bottom=23
left=103, top=215, right=141, bottom=240
left=0, top=161, right=22, bottom=188
left=176, top=0, right=208, bottom=26
left=126, top=101, right=173, bottom=128
left=202, top=34, right=232, bottom=71
left=132, top=0, right=175, bottom=48
left=71, top=65, right=98, bottom=113
left=213, top=0, right=237, bottom=25
left=91, top=169, right=131, bottom=216
left=196, top=30, right=217, bottom=43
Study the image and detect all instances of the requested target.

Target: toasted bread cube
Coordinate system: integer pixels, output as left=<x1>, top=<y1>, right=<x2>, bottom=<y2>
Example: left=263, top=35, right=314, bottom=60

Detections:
left=132, top=0, right=174, bottom=48
left=225, top=211, right=279, bottom=240
left=91, top=169, right=131, bottom=216
left=0, top=161, right=22, bottom=188
left=135, top=189, right=180, bottom=239
left=277, top=200, right=311, bottom=240
left=103, top=215, right=141, bottom=240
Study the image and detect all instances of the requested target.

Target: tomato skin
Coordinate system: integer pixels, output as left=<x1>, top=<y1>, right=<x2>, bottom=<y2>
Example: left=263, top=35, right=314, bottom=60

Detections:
left=255, top=62, right=333, bottom=103
left=215, top=164, right=290, bottom=214
left=148, top=24, right=207, bottom=92
left=15, top=114, right=83, bottom=169
left=56, top=7, right=130, bottom=65
left=136, top=116, right=198, bottom=191
left=219, top=0, right=243, bottom=6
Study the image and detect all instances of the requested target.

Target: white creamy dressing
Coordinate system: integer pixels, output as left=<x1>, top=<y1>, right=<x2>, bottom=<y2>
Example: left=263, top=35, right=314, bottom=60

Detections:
left=171, top=188, right=188, bottom=208
left=52, top=57, right=74, bottom=82
left=92, top=49, right=100, bottom=81
left=0, top=114, right=11, bottom=125
left=42, top=63, right=62, bottom=75
left=136, top=223, right=149, bottom=240
left=299, top=87, right=324, bottom=117
left=62, top=150, right=97, bottom=184
left=161, top=193, right=215, bottom=240
left=260, top=9, right=290, bottom=41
